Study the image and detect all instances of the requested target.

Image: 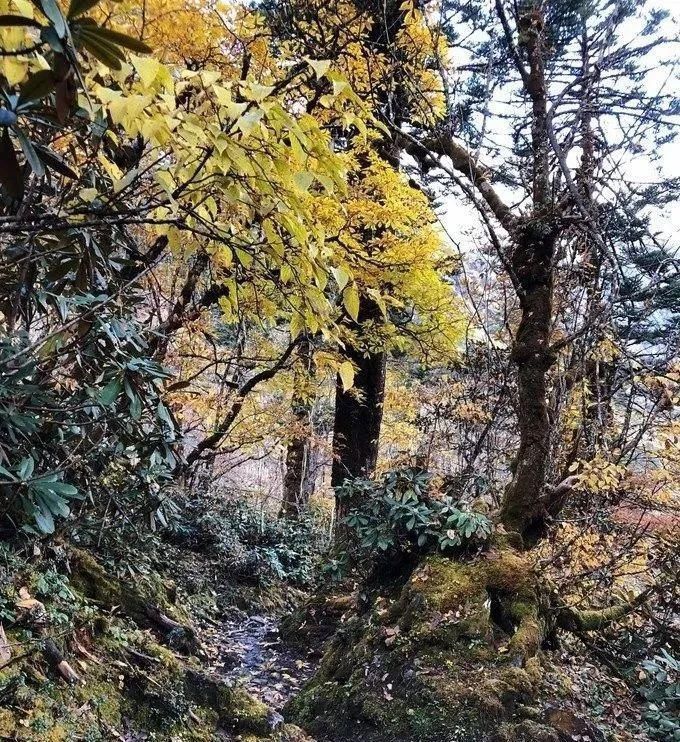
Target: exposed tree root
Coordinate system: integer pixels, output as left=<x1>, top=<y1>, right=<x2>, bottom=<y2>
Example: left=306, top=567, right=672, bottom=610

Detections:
left=42, top=638, right=81, bottom=683
left=555, top=582, right=658, bottom=633
left=286, top=544, right=621, bottom=741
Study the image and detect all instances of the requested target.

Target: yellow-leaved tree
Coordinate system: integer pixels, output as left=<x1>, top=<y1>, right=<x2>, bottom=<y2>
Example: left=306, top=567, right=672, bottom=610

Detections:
left=0, top=0, right=373, bottom=528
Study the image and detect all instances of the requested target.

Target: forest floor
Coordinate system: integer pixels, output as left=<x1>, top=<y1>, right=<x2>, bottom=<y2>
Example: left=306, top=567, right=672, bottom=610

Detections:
left=198, top=607, right=657, bottom=742
left=156, top=539, right=672, bottom=742
left=204, top=612, right=316, bottom=712
left=0, top=505, right=670, bottom=742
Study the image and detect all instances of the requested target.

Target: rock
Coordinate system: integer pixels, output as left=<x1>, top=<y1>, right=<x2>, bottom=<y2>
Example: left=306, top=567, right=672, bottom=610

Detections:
left=544, top=707, right=606, bottom=742
left=267, top=709, right=285, bottom=731
left=184, top=669, right=274, bottom=735
left=221, top=649, right=242, bottom=669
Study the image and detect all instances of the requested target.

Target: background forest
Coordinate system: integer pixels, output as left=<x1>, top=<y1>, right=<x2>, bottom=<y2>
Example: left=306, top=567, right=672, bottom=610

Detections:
left=0, top=0, right=678, bottom=740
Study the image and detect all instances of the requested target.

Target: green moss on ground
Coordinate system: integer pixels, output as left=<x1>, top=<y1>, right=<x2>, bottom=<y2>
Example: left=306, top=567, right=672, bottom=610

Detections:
left=0, top=547, right=293, bottom=741
left=286, top=548, right=593, bottom=742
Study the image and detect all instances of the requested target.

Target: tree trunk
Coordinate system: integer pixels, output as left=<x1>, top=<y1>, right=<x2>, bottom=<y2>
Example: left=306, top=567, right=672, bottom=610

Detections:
left=281, top=434, right=309, bottom=518
left=281, top=337, right=315, bottom=518
left=499, top=227, right=557, bottom=544
left=331, top=296, right=386, bottom=520
left=499, top=5, right=558, bottom=544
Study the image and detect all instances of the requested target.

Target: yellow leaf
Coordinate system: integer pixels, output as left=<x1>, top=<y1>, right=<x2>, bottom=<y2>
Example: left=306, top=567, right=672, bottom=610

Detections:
left=339, top=360, right=355, bottom=391
left=331, top=266, right=350, bottom=291
left=294, top=171, right=314, bottom=192
left=79, top=188, right=98, bottom=202
left=213, top=85, right=233, bottom=106
left=237, top=109, right=264, bottom=136
left=97, top=153, right=122, bottom=181
left=131, top=55, right=162, bottom=89
left=343, top=284, right=360, bottom=322
left=305, top=57, right=331, bottom=79
left=154, top=170, right=175, bottom=195
left=244, top=83, right=275, bottom=103
left=290, top=312, right=304, bottom=340
left=12, top=0, right=34, bottom=17
left=235, top=248, right=253, bottom=267
left=3, top=57, right=27, bottom=86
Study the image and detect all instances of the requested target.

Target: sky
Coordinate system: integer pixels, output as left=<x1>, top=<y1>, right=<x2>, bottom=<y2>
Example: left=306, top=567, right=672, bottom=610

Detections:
left=434, top=0, right=680, bottom=251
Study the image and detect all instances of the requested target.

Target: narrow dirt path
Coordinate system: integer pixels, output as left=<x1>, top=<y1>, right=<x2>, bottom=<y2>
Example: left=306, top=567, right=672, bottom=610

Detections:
left=203, top=613, right=317, bottom=710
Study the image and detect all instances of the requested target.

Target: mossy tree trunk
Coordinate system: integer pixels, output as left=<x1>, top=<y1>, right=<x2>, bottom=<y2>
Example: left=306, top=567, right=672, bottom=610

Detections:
left=497, top=6, right=561, bottom=545
left=498, top=224, right=558, bottom=544
left=287, top=546, right=550, bottom=740
left=329, top=0, right=408, bottom=525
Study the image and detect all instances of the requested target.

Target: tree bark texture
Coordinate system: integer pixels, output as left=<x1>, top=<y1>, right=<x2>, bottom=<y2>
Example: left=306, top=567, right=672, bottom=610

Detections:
left=331, top=296, right=386, bottom=520
left=281, top=336, right=315, bottom=518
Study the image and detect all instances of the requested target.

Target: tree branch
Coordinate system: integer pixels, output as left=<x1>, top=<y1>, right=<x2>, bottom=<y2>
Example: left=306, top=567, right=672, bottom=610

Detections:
left=397, top=127, right=519, bottom=235
left=184, top=338, right=301, bottom=468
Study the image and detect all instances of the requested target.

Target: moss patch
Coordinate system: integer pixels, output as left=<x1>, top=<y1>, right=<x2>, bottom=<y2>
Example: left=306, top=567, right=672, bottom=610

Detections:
left=0, top=547, right=290, bottom=741
left=286, top=549, right=570, bottom=741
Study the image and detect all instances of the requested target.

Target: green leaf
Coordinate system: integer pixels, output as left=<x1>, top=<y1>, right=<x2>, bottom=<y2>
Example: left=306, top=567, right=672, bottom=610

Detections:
left=14, top=127, right=45, bottom=177
left=46, top=481, right=79, bottom=497
left=18, top=456, right=34, bottom=481
left=78, top=33, right=124, bottom=70
left=99, top=378, right=122, bottom=405
left=156, top=402, right=173, bottom=429
left=67, top=0, right=102, bottom=19
left=0, top=108, right=18, bottom=127
left=39, top=0, right=66, bottom=38
left=129, top=393, right=142, bottom=420
left=40, top=25, right=63, bottom=53
left=34, top=505, right=55, bottom=534
left=0, top=464, right=16, bottom=480
left=0, top=14, right=43, bottom=27
left=35, top=144, right=78, bottom=179
left=77, top=24, right=151, bottom=53
left=36, top=490, right=70, bottom=518
left=19, top=69, right=57, bottom=103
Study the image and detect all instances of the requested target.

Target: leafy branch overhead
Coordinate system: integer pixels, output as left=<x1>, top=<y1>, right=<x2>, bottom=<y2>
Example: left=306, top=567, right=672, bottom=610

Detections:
left=0, top=0, right=150, bottom=195
left=0, top=1, right=677, bottom=741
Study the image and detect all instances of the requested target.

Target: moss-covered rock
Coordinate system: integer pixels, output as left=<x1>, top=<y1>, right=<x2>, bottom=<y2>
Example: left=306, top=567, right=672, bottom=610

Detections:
left=286, top=548, right=593, bottom=742
left=184, top=668, right=283, bottom=735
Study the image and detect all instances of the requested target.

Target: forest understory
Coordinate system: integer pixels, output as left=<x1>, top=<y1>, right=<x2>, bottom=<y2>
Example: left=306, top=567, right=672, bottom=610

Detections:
left=1, top=0, right=678, bottom=739
left=1, top=486, right=677, bottom=741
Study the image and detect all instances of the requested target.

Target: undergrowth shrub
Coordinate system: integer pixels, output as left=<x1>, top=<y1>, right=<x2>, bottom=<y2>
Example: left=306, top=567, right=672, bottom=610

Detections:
left=173, top=498, right=329, bottom=587
left=638, top=649, right=680, bottom=741
left=327, top=468, right=492, bottom=579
